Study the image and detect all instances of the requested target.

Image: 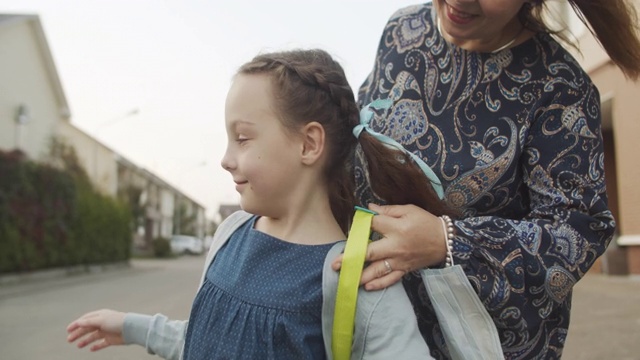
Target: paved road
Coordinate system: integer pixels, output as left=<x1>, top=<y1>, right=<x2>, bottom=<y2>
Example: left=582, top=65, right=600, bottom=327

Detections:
left=1, top=256, right=639, bottom=360
left=563, top=273, right=640, bottom=360
left=0, top=256, right=204, bottom=360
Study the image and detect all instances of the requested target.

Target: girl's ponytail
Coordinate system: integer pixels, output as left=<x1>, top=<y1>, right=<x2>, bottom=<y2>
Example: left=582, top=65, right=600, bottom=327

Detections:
left=353, top=102, right=458, bottom=217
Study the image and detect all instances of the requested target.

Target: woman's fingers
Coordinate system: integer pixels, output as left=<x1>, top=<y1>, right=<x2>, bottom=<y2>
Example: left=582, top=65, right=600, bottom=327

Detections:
left=332, top=203, right=444, bottom=290
left=362, top=263, right=405, bottom=291
left=368, top=203, right=407, bottom=218
left=331, top=253, right=343, bottom=271
left=332, top=251, right=406, bottom=290
left=360, top=237, right=408, bottom=290
left=370, top=203, right=446, bottom=268
left=329, top=219, right=397, bottom=271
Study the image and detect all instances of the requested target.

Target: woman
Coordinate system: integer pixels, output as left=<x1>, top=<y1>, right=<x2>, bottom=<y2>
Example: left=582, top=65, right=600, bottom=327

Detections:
left=335, top=0, right=640, bottom=358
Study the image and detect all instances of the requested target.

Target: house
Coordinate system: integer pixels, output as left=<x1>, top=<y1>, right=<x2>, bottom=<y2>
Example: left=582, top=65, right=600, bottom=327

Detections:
left=0, top=14, right=207, bottom=249
left=0, top=15, right=69, bottom=162
left=117, top=155, right=207, bottom=246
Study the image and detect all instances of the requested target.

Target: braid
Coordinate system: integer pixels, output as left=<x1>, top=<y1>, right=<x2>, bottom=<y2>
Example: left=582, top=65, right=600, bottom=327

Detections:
left=240, top=51, right=359, bottom=128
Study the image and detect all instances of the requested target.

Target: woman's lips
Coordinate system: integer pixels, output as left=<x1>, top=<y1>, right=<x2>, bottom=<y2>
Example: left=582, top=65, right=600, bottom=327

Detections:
left=445, top=3, right=477, bottom=25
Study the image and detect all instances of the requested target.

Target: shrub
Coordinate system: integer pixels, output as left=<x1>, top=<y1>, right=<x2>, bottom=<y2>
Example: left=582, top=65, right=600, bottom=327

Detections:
left=0, top=149, right=132, bottom=273
left=152, top=237, right=173, bottom=258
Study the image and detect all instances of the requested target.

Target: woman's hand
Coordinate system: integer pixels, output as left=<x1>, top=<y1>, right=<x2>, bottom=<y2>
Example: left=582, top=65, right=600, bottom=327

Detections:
left=66, top=309, right=126, bottom=352
left=332, top=203, right=447, bottom=291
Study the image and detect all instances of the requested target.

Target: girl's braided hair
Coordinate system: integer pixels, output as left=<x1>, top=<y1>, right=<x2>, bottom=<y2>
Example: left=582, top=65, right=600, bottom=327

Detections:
left=238, top=49, right=456, bottom=232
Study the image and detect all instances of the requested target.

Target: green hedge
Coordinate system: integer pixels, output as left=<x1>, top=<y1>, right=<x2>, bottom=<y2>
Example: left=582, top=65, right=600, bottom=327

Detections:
left=0, top=150, right=132, bottom=273
left=152, top=237, right=173, bottom=258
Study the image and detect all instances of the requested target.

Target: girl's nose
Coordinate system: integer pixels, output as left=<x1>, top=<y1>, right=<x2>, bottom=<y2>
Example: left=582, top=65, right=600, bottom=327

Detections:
left=220, top=149, right=235, bottom=172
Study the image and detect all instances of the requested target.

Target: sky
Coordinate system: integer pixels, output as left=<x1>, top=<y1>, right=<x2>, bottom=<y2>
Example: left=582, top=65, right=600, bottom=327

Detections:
left=0, top=0, right=425, bottom=220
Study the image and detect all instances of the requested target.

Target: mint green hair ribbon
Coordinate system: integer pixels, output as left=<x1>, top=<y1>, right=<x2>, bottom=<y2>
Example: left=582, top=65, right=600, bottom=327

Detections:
left=353, top=99, right=445, bottom=199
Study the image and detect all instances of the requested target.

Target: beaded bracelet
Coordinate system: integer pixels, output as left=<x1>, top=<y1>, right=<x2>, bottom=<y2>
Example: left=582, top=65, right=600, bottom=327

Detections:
left=439, top=215, right=455, bottom=267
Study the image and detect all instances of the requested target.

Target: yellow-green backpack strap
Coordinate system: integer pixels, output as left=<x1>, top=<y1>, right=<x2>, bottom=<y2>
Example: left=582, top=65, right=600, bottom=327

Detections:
left=331, top=206, right=376, bottom=360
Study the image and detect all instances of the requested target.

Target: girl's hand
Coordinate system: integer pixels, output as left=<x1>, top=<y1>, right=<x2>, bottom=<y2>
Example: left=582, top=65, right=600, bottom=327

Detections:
left=66, top=309, right=126, bottom=351
left=332, top=203, right=447, bottom=291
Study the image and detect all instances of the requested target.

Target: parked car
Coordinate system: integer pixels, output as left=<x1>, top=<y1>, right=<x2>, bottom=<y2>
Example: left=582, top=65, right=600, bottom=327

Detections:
left=170, top=235, right=204, bottom=255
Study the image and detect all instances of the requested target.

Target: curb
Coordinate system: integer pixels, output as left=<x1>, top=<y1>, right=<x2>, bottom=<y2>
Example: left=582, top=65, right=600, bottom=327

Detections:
left=0, top=261, right=130, bottom=287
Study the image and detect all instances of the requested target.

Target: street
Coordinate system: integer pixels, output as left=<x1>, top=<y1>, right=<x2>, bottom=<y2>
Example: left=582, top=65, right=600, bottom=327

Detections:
left=563, top=273, right=640, bottom=360
left=0, top=257, right=204, bottom=360
left=0, top=256, right=639, bottom=360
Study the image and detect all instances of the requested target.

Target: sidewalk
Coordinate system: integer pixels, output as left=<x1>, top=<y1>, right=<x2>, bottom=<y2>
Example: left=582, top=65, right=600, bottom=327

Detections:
left=563, top=273, right=640, bottom=359
left=0, top=261, right=130, bottom=300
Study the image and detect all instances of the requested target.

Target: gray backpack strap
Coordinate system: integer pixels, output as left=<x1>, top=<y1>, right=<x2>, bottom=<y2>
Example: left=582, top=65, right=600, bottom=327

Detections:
left=321, top=242, right=345, bottom=359
left=421, top=266, right=504, bottom=360
left=322, top=242, right=434, bottom=360
left=198, top=211, right=253, bottom=287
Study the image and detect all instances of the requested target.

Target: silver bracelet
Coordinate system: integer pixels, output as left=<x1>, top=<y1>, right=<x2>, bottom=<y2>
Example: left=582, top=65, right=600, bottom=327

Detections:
left=439, top=215, right=455, bottom=267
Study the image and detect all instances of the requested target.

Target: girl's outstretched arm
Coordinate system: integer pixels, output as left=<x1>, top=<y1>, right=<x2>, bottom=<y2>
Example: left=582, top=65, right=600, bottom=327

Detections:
left=67, top=309, right=126, bottom=351
left=67, top=309, right=187, bottom=360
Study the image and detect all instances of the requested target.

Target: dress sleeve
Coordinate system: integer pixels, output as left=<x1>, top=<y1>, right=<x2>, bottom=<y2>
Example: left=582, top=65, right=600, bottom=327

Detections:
left=123, top=313, right=187, bottom=360
left=450, top=80, right=615, bottom=335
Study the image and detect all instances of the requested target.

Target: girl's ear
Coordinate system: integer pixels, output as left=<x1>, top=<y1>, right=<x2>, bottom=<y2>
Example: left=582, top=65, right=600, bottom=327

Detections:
left=300, top=121, right=325, bottom=166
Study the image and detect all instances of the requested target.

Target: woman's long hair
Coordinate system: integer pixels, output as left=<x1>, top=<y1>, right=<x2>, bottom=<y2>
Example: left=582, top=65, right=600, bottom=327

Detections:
left=520, top=0, right=640, bottom=80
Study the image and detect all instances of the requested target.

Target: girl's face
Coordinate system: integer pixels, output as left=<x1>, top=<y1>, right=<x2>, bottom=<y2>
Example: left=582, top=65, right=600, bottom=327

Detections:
left=221, top=74, right=305, bottom=216
left=433, top=0, right=528, bottom=52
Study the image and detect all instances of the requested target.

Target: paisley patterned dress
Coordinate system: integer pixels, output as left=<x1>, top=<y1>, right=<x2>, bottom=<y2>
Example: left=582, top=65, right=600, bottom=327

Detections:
left=356, top=3, right=615, bottom=359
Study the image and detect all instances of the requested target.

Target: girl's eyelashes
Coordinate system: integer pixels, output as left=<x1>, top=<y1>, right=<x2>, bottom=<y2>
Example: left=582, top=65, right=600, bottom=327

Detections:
left=236, top=134, right=249, bottom=144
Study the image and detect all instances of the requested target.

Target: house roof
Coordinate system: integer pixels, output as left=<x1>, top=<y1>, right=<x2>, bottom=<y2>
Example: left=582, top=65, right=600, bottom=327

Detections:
left=115, top=154, right=206, bottom=210
left=0, top=14, right=70, bottom=120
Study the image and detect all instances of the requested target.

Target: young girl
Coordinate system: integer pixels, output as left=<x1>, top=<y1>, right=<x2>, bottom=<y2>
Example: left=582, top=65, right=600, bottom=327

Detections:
left=66, top=49, right=463, bottom=359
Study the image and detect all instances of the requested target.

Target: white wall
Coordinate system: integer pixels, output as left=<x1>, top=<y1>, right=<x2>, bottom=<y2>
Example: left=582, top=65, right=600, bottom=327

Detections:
left=160, top=187, right=175, bottom=238
left=0, top=17, right=68, bottom=160
left=57, top=121, right=118, bottom=195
